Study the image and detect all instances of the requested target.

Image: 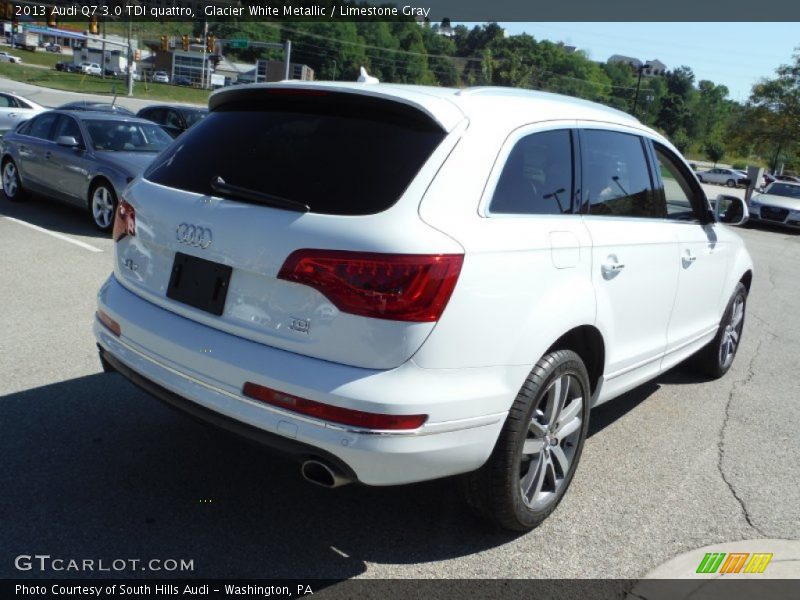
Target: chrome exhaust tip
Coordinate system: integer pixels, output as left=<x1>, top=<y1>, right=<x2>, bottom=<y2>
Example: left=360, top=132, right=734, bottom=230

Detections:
left=301, top=459, right=353, bottom=488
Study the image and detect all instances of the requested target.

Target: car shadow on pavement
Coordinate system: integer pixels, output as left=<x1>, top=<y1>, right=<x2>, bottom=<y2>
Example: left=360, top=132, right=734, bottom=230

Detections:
left=0, top=191, right=109, bottom=239
left=0, top=373, right=522, bottom=579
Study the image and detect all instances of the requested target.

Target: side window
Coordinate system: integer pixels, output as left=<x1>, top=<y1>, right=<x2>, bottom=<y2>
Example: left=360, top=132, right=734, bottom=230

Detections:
left=141, top=108, right=164, bottom=124
left=581, top=129, right=664, bottom=218
left=16, top=120, right=33, bottom=135
left=652, top=143, right=702, bottom=221
left=0, top=94, right=11, bottom=108
left=28, top=113, right=60, bottom=141
left=165, top=110, right=183, bottom=129
left=52, top=115, right=84, bottom=146
left=489, top=129, right=574, bottom=215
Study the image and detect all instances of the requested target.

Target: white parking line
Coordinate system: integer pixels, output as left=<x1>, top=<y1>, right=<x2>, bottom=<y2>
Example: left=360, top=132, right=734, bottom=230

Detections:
left=2, top=216, right=103, bottom=253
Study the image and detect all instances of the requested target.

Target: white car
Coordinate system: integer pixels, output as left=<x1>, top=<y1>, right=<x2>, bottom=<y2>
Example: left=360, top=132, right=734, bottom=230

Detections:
left=0, top=92, right=46, bottom=135
left=94, top=83, right=753, bottom=531
left=152, top=71, right=170, bottom=84
left=748, top=181, right=800, bottom=229
left=0, top=51, right=22, bottom=63
left=80, top=62, right=102, bottom=76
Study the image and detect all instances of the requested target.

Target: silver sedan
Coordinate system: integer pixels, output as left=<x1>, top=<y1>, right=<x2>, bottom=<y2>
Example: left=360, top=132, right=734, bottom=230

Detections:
left=0, top=92, right=47, bottom=136
left=1, top=110, right=173, bottom=231
left=748, top=181, right=800, bottom=230
left=695, top=167, right=748, bottom=188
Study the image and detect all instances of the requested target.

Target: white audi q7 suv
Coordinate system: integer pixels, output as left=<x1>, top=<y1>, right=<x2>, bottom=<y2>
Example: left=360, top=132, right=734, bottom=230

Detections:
left=94, top=82, right=753, bottom=531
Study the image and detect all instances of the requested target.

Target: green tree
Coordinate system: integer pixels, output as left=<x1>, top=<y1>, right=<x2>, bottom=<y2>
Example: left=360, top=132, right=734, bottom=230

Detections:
left=745, top=49, right=800, bottom=171
left=705, top=140, right=725, bottom=165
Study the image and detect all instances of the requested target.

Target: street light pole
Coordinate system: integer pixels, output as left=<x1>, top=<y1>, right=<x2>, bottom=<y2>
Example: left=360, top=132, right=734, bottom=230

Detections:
left=632, top=62, right=651, bottom=115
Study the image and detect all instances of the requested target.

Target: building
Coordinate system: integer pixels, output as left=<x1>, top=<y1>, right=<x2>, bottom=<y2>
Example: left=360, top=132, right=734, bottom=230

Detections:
left=607, top=54, right=667, bottom=76
left=145, top=43, right=313, bottom=87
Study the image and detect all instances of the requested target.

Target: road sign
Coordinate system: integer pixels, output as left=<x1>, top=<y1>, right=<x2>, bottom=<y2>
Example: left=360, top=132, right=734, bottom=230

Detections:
left=228, top=39, right=249, bottom=49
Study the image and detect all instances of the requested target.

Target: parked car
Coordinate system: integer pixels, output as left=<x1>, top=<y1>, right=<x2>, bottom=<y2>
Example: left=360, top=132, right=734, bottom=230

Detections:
left=748, top=181, right=800, bottom=229
left=173, top=76, right=192, bottom=87
left=0, top=51, right=22, bottom=64
left=44, top=43, right=62, bottom=53
left=152, top=71, right=170, bottom=84
left=55, top=62, right=83, bottom=73
left=0, top=92, right=47, bottom=136
left=772, top=173, right=800, bottom=183
left=137, top=104, right=207, bottom=138
left=1, top=110, right=173, bottom=230
left=695, top=167, right=748, bottom=187
left=92, top=83, right=753, bottom=532
left=80, top=62, right=103, bottom=76
left=56, top=101, right=135, bottom=116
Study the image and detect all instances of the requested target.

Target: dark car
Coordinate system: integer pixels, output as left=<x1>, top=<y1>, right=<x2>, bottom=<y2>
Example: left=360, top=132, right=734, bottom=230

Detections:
left=56, top=101, right=135, bottom=115
left=172, top=76, right=192, bottom=87
left=137, top=104, right=207, bottom=138
left=1, top=110, right=173, bottom=231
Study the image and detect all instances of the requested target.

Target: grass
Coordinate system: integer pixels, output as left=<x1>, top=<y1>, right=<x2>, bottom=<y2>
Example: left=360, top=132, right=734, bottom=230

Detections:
left=10, top=47, right=65, bottom=68
left=0, top=62, right=211, bottom=105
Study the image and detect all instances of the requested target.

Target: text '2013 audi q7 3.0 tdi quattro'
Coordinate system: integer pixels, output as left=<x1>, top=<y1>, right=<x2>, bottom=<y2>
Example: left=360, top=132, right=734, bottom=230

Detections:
left=94, top=82, right=753, bottom=531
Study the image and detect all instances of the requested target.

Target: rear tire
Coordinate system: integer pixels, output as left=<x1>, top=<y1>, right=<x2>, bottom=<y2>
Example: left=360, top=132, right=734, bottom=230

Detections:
left=726, top=179, right=736, bottom=188
left=689, top=283, right=747, bottom=379
left=463, top=350, right=591, bottom=531
left=697, top=175, right=705, bottom=183
left=2, top=158, right=25, bottom=202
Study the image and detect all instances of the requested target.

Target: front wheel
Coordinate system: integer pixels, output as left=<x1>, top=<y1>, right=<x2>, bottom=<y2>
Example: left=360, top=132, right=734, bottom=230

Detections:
left=463, top=350, right=591, bottom=531
left=689, top=283, right=747, bottom=379
left=2, top=159, right=25, bottom=201
left=89, top=181, right=117, bottom=232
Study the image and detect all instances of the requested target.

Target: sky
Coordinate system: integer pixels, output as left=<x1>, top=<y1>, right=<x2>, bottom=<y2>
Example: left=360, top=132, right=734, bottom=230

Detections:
left=493, top=22, right=799, bottom=102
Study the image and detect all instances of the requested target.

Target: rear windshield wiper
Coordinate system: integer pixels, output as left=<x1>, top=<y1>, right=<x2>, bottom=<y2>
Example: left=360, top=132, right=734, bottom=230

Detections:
left=210, top=176, right=310, bottom=213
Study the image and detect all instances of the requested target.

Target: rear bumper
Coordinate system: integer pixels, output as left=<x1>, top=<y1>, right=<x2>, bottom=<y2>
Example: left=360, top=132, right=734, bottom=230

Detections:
left=94, top=275, right=517, bottom=485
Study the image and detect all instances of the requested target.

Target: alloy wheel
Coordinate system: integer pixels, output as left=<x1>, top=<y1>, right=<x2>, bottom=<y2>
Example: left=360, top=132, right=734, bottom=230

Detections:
left=719, top=293, right=745, bottom=369
left=92, top=185, right=115, bottom=229
left=519, top=373, right=584, bottom=509
left=3, top=162, right=18, bottom=198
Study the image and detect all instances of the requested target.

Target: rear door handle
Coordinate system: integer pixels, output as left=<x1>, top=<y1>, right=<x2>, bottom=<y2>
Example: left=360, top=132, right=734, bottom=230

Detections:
left=44, top=151, right=51, bottom=159
left=682, top=251, right=697, bottom=265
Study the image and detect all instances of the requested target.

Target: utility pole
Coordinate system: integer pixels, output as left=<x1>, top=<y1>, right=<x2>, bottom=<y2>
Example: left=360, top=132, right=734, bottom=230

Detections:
left=126, top=16, right=133, bottom=96
left=201, top=21, right=208, bottom=89
left=283, top=39, right=291, bottom=80
left=632, top=62, right=651, bottom=115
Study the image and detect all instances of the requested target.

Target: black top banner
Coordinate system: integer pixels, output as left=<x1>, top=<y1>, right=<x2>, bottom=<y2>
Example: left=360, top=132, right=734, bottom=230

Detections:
left=15, top=0, right=800, bottom=22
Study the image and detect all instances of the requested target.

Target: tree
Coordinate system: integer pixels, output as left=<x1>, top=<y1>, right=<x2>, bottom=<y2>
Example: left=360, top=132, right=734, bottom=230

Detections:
left=746, top=49, right=800, bottom=171
left=705, top=140, right=725, bottom=165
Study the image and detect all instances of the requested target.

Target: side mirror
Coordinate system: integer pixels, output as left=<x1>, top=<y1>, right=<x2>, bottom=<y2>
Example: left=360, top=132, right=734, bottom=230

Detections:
left=56, top=136, right=80, bottom=148
left=714, top=194, right=749, bottom=226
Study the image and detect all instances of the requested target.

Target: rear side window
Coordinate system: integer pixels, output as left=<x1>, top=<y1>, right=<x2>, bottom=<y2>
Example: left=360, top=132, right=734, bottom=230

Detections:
left=27, top=113, right=59, bottom=141
left=581, top=130, right=665, bottom=218
left=145, top=93, right=446, bottom=216
left=490, top=129, right=574, bottom=215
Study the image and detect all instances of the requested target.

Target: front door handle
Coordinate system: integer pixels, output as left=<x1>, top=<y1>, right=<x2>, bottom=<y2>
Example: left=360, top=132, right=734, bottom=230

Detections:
left=682, top=251, right=697, bottom=266
left=44, top=151, right=51, bottom=159
left=601, top=258, right=625, bottom=277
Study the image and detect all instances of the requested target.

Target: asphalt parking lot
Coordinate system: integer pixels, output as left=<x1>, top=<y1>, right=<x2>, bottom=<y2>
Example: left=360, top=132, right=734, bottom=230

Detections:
left=1, top=174, right=799, bottom=581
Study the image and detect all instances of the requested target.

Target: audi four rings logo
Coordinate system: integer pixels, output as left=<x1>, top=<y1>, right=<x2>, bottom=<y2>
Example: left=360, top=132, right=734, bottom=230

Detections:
left=176, top=223, right=213, bottom=249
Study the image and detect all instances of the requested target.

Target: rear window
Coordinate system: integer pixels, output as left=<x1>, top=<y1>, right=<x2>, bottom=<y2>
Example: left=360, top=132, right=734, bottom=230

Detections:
left=144, top=92, right=446, bottom=215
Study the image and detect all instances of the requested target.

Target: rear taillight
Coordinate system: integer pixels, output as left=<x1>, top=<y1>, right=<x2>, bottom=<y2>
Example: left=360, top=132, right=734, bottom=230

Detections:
left=112, top=199, right=136, bottom=242
left=277, top=250, right=463, bottom=322
left=242, top=382, right=428, bottom=430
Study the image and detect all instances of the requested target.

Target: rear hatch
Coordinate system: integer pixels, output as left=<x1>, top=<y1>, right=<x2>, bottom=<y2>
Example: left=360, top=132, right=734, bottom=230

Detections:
left=113, top=87, right=466, bottom=370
